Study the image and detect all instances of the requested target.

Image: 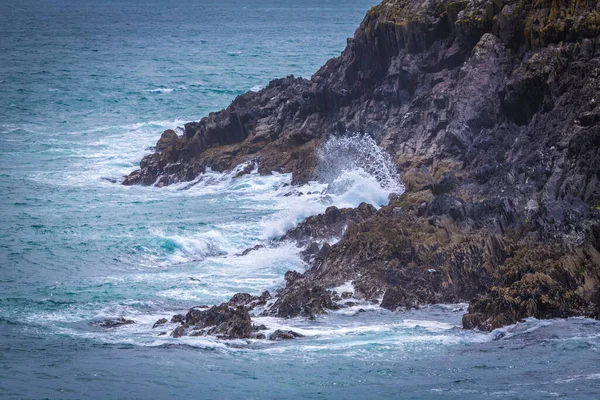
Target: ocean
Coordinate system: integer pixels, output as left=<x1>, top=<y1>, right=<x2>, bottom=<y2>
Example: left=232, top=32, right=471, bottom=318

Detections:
left=1, top=0, right=599, bottom=398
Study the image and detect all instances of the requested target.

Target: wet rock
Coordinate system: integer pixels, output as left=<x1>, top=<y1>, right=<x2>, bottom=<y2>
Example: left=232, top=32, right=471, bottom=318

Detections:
left=156, top=129, right=178, bottom=152
left=185, top=304, right=252, bottom=339
left=226, top=293, right=256, bottom=307
left=171, top=314, right=185, bottom=324
left=281, top=203, right=376, bottom=246
left=171, top=326, right=186, bottom=338
left=462, top=244, right=594, bottom=331
left=95, top=317, right=136, bottom=328
left=235, top=162, right=254, bottom=178
left=152, top=318, right=168, bottom=328
left=123, top=0, right=600, bottom=331
left=240, top=244, right=264, bottom=256
left=578, top=111, right=599, bottom=127
left=253, top=324, right=267, bottom=331
left=284, top=270, right=302, bottom=286
left=381, top=287, right=418, bottom=311
left=225, top=291, right=271, bottom=311
left=401, top=165, right=434, bottom=192
left=268, top=329, right=303, bottom=341
left=273, top=285, right=339, bottom=319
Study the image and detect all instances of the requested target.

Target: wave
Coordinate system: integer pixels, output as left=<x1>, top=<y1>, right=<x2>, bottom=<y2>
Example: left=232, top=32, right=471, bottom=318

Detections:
left=260, top=133, right=404, bottom=239
left=139, top=229, right=234, bottom=267
left=28, top=119, right=188, bottom=187
left=146, top=86, right=187, bottom=94
left=490, top=316, right=600, bottom=341
left=317, top=133, right=403, bottom=196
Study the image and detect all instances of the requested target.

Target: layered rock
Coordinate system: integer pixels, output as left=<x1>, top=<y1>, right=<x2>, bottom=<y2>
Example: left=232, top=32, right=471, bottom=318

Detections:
left=127, top=0, right=600, bottom=331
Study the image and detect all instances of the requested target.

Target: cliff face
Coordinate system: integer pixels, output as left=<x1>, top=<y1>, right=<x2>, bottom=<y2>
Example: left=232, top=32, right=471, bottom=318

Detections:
left=126, top=0, right=600, bottom=330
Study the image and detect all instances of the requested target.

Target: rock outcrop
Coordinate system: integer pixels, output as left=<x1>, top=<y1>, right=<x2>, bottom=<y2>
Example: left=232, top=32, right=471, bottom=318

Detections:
left=127, top=0, right=600, bottom=331
left=94, top=317, right=136, bottom=328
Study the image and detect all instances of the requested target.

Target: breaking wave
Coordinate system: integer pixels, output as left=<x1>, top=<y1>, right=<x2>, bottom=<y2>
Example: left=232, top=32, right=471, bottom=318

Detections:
left=317, top=133, right=404, bottom=196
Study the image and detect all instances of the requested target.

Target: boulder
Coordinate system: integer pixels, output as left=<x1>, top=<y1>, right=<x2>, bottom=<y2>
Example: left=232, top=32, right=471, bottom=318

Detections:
left=268, top=330, right=303, bottom=341
left=94, top=317, right=135, bottom=328
left=152, top=318, right=168, bottom=328
left=185, top=304, right=253, bottom=339
left=171, top=314, right=185, bottom=324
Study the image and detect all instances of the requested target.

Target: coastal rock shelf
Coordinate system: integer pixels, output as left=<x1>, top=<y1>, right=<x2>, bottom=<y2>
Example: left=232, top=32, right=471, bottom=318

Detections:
left=126, top=0, right=600, bottom=332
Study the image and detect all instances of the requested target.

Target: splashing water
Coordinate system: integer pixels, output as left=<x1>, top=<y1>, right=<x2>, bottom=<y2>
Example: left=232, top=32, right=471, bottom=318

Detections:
left=260, top=134, right=404, bottom=239
left=318, top=133, right=404, bottom=200
left=2, top=1, right=598, bottom=398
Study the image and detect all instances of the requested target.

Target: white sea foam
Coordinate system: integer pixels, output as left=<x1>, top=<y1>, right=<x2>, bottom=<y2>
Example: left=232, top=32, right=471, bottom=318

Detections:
left=331, top=281, right=355, bottom=295
left=28, top=119, right=188, bottom=187
left=27, top=131, right=411, bottom=348
left=249, top=85, right=263, bottom=92
left=490, top=317, right=556, bottom=340
left=259, top=134, right=403, bottom=239
left=146, top=86, right=186, bottom=94
left=148, top=88, right=174, bottom=93
left=159, top=230, right=233, bottom=258
left=317, top=133, right=403, bottom=196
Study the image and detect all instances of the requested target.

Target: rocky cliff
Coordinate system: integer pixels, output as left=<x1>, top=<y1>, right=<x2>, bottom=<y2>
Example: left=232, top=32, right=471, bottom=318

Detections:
left=126, top=0, right=600, bottom=333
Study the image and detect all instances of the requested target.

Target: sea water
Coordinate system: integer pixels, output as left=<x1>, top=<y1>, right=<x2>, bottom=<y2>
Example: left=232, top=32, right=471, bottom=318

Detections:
left=1, top=0, right=599, bottom=398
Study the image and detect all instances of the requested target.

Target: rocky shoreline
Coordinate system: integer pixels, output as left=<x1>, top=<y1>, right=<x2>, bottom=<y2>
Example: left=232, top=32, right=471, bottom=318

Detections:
left=122, top=0, right=600, bottom=338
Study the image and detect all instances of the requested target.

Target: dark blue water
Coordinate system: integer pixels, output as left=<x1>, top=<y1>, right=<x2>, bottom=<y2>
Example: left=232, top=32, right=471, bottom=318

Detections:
left=1, top=1, right=600, bottom=399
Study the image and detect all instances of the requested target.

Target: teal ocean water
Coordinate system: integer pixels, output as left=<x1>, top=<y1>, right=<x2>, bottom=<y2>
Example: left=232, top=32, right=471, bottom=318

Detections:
left=1, top=1, right=599, bottom=398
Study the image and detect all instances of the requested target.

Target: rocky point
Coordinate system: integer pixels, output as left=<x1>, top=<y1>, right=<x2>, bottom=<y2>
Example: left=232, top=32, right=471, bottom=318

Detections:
left=126, top=0, right=600, bottom=336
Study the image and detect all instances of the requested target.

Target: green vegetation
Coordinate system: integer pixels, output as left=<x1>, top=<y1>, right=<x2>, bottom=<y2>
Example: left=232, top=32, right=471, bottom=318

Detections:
left=366, top=0, right=599, bottom=49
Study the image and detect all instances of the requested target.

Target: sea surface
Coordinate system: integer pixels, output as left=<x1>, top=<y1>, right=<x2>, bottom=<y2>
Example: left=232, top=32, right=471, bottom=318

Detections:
left=1, top=0, right=599, bottom=399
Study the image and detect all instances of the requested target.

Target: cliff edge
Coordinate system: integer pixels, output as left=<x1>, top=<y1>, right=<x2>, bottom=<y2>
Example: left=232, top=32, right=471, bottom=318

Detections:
left=126, top=0, right=600, bottom=331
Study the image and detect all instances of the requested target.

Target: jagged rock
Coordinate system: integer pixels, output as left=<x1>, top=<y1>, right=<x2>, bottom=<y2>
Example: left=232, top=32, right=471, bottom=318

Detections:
left=156, top=129, right=178, bottom=152
left=272, top=285, right=339, bottom=319
left=152, top=318, right=168, bottom=328
left=185, top=304, right=252, bottom=339
left=171, top=314, right=185, bottom=324
left=461, top=244, right=596, bottom=330
left=381, top=287, right=418, bottom=311
left=226, top=293, right=256, bottom=308
left=282, top=203, right=376, bottom=246
left=284, top=270, right=302, bottom=286
left=124, top=0, right=600, bottom=330
left=253, top=324, right=267, bottom=331
left=95, top=317, right=136, bottom=328
left=240, top=244, right=264, bottom=256
left=268, top=329, right=303, bottom=341
left=225, top=291, right=271, bottom=310
left=171, top=326, right=186, bottom=338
